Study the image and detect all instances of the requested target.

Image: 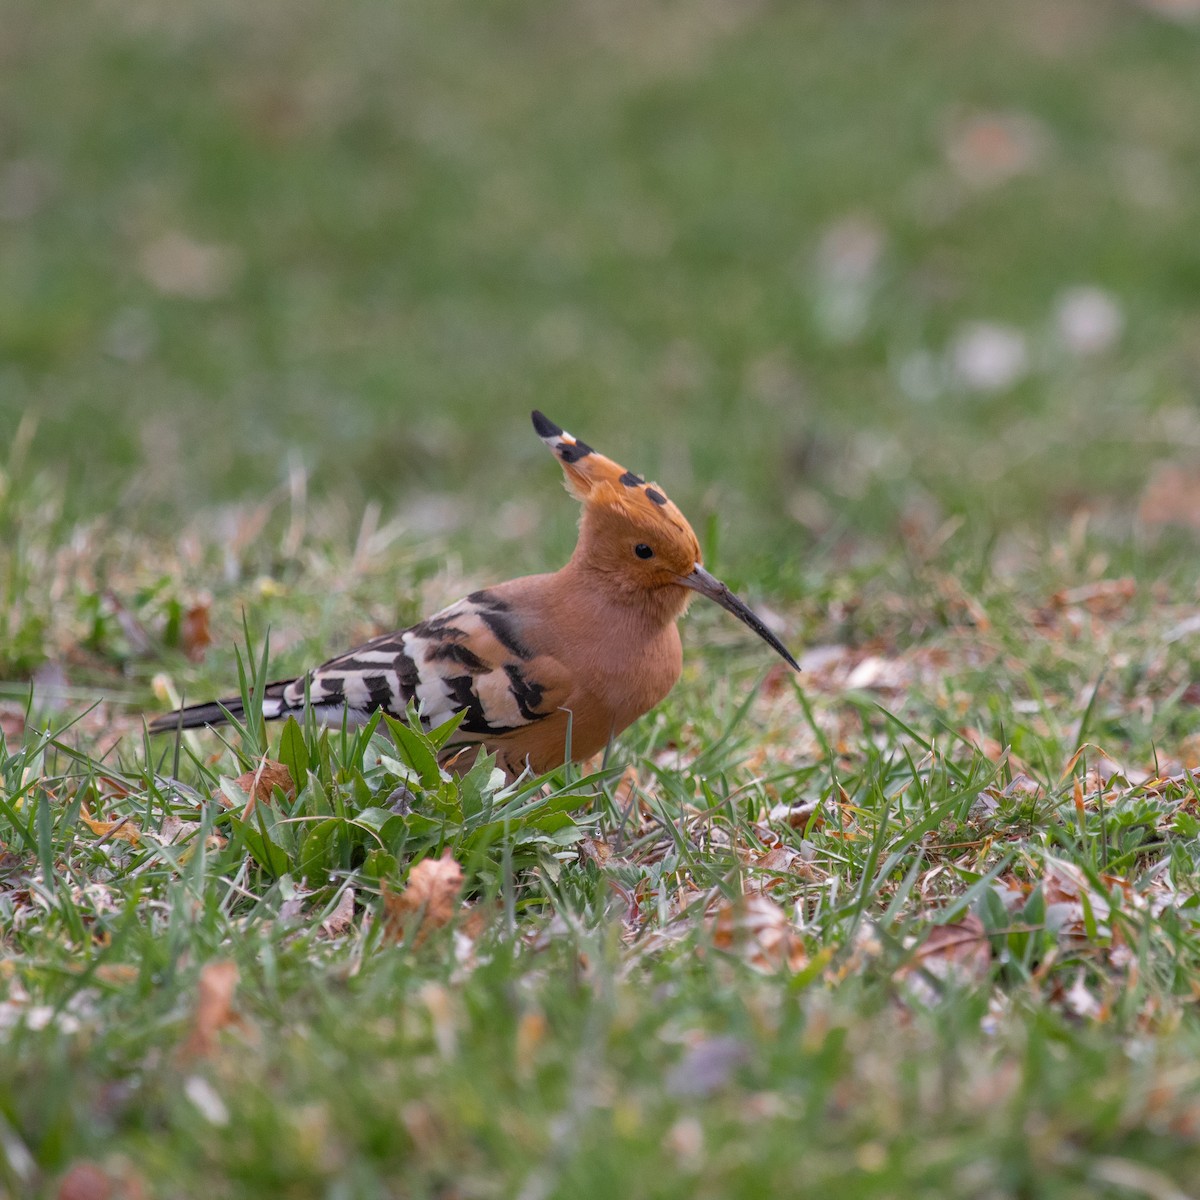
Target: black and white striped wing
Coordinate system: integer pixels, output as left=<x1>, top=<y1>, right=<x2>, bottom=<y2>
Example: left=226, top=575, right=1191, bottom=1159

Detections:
left=276, top=591, right=568, bottom=742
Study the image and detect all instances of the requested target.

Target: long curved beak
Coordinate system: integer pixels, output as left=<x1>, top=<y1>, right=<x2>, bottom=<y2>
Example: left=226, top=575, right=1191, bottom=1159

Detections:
left=678, top=565, right=800, bottom=671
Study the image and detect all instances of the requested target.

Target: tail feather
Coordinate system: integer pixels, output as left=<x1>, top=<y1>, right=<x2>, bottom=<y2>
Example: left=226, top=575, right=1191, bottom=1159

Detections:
left=147, top=680, right=294, bottom=734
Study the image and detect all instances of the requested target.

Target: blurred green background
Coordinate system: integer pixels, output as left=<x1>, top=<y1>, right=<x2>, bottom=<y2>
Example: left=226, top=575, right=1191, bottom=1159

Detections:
left=3, top=0, right=1199, bottom=567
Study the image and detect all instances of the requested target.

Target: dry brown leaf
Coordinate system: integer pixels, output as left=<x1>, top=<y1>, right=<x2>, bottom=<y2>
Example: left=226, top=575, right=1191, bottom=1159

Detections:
left=1139, top=462, right=1200, bottom=533
left=1051, top=578, right=1136, bottom=617
left=910, top=913, right=992, bottom=977
left=613, top=764, right=659, bottom=818
left=1178, top=734, right=1200, bottom=771
left=895, top=914, right=992, bottom=1006
left=94, top=964, right=140, bottom=987
left=765, top=800, right=823, bottom=830
left=57, top=1159, right=145, bottom=1200
left=515, top=1008, right=547, bottom=1070
left=578, top=835, right=614, bottom=866
left=320, top=887, right=356, bottom=937
left=180, top=959, right=241, bottom=1061
left=459, top=905, right=489, bottom=941
left=137, top=231, right=241, bottom=299
left=222, top=758, right=296, bottom=818
left=181, top=600, right=213, bottom=662
left=381, top=852, right=464, bottom=947
left=745, top=845, right=811, bottom=895
left=1, top=702, right=25, bottom=748
left=57, top=1162, right=114, bottom=1200
left=79, top=805, right=140, bottom=846
left=1041, top=856, right=1116, bottom=945
left=960, top=726, right=1004, bottom=763
left=943, top=110, right=1049, bottom=186
left=710, top=894, right=806, bottom=973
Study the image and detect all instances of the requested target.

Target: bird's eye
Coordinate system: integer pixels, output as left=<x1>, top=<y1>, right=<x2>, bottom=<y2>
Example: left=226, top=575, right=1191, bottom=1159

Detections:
left=634, top=543, right=654, bottom=559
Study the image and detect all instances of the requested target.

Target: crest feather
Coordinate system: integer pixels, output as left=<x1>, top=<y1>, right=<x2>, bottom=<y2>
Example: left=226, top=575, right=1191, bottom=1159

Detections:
left=531, top=411, right=679, bottom=516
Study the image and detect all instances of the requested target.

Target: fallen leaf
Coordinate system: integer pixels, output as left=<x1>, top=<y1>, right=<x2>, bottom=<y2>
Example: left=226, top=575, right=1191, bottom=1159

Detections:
left=710, top=894, right=806, bottom=973
left=960, top=727, right=1004, bottom=762
left=845, top=654, right=911, bottom=692
left=578, top=835, right=614, bottom=865
left=1139, top=463, right=1200, bottom=534
left=381, top=852, right=464, bottom=946
left=896, top=914, right=992, bottom=1006
left=911, top=914, right=992, bottom=975
left=745, top=845, right=811, bottom=895
left=943, top=110, right=1049, bottom=187
left=613, top=764, right=656, bottom=817
left=1051, top=578, right=1136, bottom=616
left=181, top=959, right=240, bottom=1061
left=221, top=758, right=296, bottom=818
left=320, top=887, right=356, bottom=937
left=1060, top=970, right=1106, bottom=1020
left=1041, top=856, right=1116, bottom=945
left=515, top=1008, right=547, bottom=1068
left=1054, top=286, right=1123, bottom=356
left=79, top=805, right=140, bottom=846
left=94, top=964, right=140, bottom=987
left=57, top=1163, right=114, bottom=1200
left=0, top=702, right=24, bottom=748
left=948, top=321, right=1029, bottom=393
left=57, top=1160, right=145, bottom=1200
left=137, top=231, right=241, bottom=299
left=765, top=800, right=823, bottom=830
left=181, top=599, right=213, bottom=662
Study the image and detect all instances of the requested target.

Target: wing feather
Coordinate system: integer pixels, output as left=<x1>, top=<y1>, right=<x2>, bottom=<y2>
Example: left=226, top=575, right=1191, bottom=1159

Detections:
left=274, top=590, right=570, bottom=747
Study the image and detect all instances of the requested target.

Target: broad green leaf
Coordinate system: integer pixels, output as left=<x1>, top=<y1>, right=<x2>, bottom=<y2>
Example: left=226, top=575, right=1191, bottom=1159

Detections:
left=381, top=713, right=441, bottom=788
left=277, top=716, right=310, bottom=791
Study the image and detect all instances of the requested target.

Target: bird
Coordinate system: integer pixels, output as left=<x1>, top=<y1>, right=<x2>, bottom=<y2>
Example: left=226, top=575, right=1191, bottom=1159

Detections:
left=149, top=411, right=799, bottom=779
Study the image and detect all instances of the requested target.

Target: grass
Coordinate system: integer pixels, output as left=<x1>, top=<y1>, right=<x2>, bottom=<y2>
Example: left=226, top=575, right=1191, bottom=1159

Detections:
left=4, top=493, right=1200, bottom=1197
left=4, top=0, right=1200, bottom=1196
left=2, top=1, right=1199, bottom=543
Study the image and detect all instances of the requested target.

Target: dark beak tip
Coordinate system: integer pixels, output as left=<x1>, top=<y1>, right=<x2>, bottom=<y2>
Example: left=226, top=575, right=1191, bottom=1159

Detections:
left=683, top=566, right=800, bottom=672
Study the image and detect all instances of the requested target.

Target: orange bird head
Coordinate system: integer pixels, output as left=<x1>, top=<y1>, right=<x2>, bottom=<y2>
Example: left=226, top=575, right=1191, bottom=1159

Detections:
left=532, top=411, right=799, bottom=670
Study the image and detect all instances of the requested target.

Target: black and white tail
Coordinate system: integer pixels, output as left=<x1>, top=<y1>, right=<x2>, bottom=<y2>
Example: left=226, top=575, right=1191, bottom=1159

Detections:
left=146, top=681, right=295, bottom=734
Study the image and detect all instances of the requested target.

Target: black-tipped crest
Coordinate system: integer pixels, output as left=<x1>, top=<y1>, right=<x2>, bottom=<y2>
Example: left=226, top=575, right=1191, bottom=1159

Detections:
left=531, top=410, right=562, bottom=439
left=531, top=410, right=593, bottom=464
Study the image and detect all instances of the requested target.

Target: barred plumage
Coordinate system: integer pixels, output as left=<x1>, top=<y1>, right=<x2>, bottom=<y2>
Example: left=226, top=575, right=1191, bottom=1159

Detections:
left=150, top=412, right=799, bottom=779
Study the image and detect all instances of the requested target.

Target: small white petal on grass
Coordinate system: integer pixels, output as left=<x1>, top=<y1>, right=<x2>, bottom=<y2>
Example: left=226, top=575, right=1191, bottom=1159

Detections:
left=811, top=214, right=887, bottom=343
left=1063, top=972, right=1104, bottom=1020
left=23, top=1006, right=81, bottom=1034
left=1137, top=0, right=1200, bottom=21
left=184, top=1075, right=230, bottom=1126
left=815, top=214, right=886, bottom=287
left=1091, top=1157, right=1193, bottom=1200
left=137, top=232, right=241, bottom=300
left=949, top=322, right=1029, bottom=393
left=1055, top=286, right=1123, bottom=355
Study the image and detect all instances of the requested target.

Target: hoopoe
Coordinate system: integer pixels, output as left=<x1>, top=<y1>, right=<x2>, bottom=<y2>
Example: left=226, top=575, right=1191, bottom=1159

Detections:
left=149, top=412, right=798, bottom=778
